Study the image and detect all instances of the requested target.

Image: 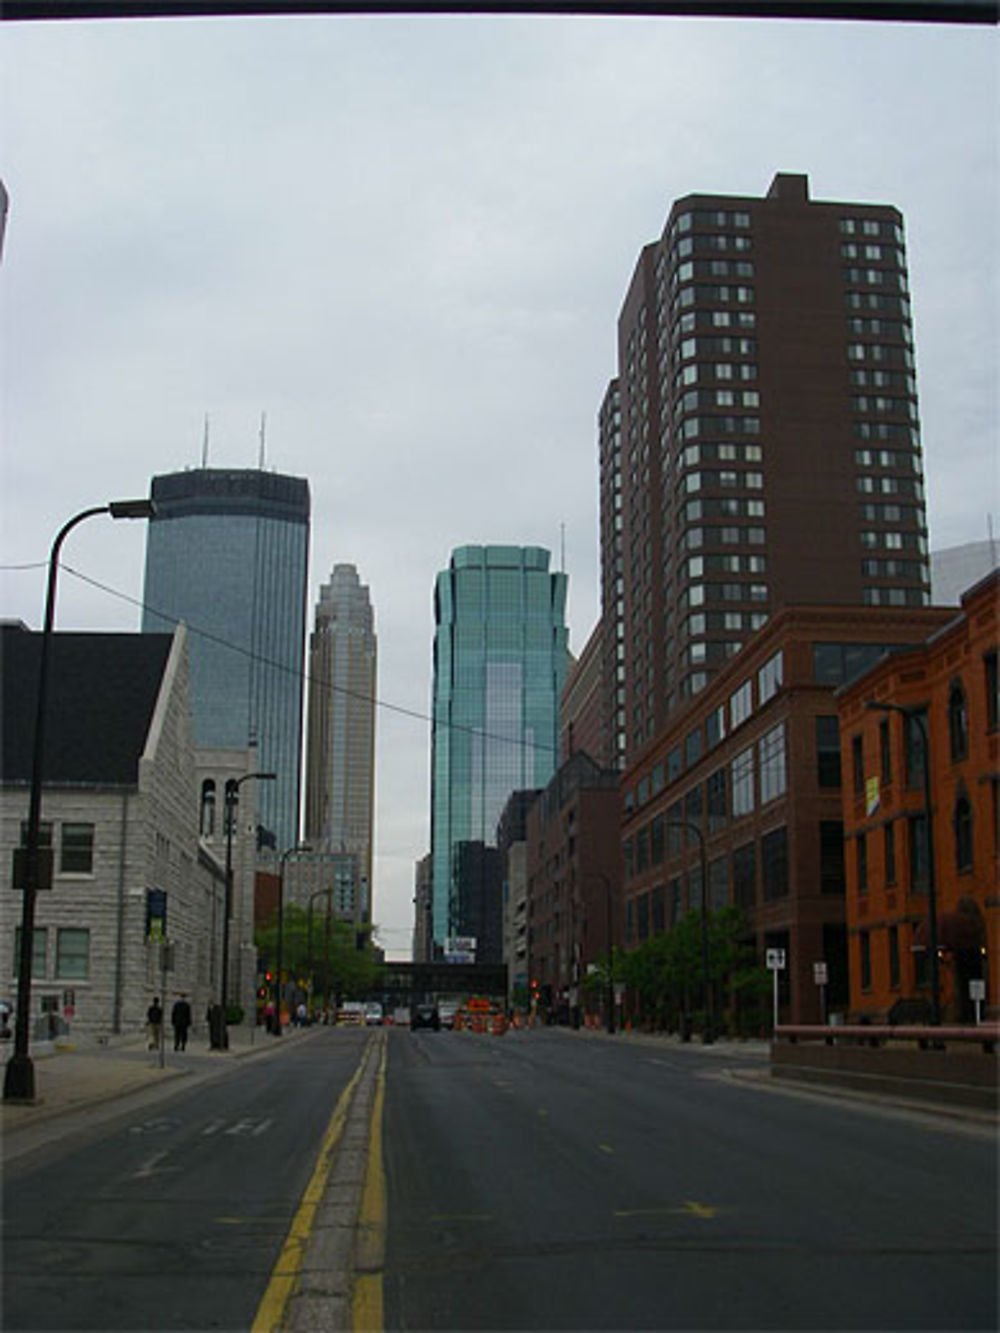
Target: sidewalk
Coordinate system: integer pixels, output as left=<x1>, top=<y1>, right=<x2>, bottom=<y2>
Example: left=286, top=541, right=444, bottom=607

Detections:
left=0, top=1022, right=318, bottom=1143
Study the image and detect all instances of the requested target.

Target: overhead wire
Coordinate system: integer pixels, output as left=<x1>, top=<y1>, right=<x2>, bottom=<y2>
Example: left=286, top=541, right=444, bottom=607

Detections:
left=55, top=563, right=559, bottom=756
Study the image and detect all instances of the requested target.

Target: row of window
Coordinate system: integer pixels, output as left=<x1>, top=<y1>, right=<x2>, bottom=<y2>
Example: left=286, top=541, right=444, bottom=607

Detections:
left=680, top=442, right=763, bottom=468
left=855, top=476, right=923, bottom=498
left=676, top=334, right=756, bottom=362
left=681, top=525, right=767, bottom=550
left=854, top=448, right=921, bottom=471
left=13, top=927, right=91, bottom=981
left=840, top=217, right=904, bottom=242
left=677, top=388, right=761, bottom=413
left=683, top=469, right=764, bottom=493
left=674, top=362, right=758, bottom=389
left=852, top=395, right=918, bottom=419
left=624, top=651, right=785, bottom=815
left=854, top=799, right=974, bottom=897
left=841, top=243, right=905, bottom=265
left=847, top=316, right=912, bottom=341
left=623, top=824, right=796, bottom=945
left=842, top=268, right=908, bottom=292
left=846, top=292, right=911, bottom=317
left=859, top=531, right=927, bottom=553
left=862, top=588, right=931, bottom=607
left=855, top=422, right=920, bottom=445
left=847, top=341, right=914, bottom=366
left=670, top=232, right=753, bottom=260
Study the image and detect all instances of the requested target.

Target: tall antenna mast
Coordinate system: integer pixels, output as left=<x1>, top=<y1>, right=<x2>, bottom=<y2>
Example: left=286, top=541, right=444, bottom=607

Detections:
left=560, top=521, right=566, bottom=574
left=258, top=411, right=267, bottom=470
left=201, top=413, right=210, bottom=468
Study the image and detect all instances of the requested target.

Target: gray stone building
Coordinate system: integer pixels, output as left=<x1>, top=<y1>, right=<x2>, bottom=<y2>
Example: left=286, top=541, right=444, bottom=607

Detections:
left=0, top=622, right=251, bottom=1041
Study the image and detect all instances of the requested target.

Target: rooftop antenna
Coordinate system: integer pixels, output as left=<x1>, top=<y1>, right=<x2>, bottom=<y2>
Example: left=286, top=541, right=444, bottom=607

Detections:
left=201, top=413, right=210, bottom=469
left=559, top=521, right=566, bottom=574
left=258, top=411, right=267, bottom=470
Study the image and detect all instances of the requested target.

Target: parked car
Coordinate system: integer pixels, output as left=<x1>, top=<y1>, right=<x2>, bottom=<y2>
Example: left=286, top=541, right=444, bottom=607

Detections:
left=364, top=1002, right=383, bottom=1026
left=411, top=1002, right=440, bottom=1031
left=438, top=1001, right=459, bottom=1029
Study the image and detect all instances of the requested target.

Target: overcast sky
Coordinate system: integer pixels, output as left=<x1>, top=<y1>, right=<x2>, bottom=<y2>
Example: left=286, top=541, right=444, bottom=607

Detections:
left=2, top=11, right=997, bottom=959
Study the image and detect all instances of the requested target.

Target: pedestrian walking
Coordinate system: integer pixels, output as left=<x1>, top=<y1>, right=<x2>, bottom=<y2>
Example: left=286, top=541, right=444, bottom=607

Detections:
left=171, top=994, right=192, bottom=1051
left=146, top=996, right=163, bottom=1050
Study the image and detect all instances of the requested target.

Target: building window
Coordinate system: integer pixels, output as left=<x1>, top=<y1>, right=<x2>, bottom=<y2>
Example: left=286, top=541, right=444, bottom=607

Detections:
left=757, top=650, right=783, bottom=704
left=731, top=746, right=755, bottom=817
left=904, top=712, right=928, bottom=789
left=954, top=795, right=973, bottom=873
left=56, top=928, right=90, bottom=980
left=707, top=768, right=727, bottom=832
left=879, top=719, right=892, bottom=786
left=709, top=856, right=729, bottom=911
left=860, top=930, right=872, bottom=992
left=986, top=651, right=999, bottom=731
left=758, top=723, right=787, bottom=804
left=732, top=842, right=756, bottom=909
left=856, top=833, right=868, bottom=894
left=13, top=927, right=47, bottom=978
left=730, top=679, right=753, bottom=729
left=637, top=893, right=650, bottom=942
left=851, top=734, right=864, bottom=796
left=948, top=682, right=968, bottom=763
left=706, top=703, right=727, bottom=748
left=816, top=716, right=842, bottom=788
left=761, top=827, right=789, bottom=900
left=884, top=821, right=897, bottom=885
left=200, top=779, right=216, bottom=836
left=60, top=823, right=94, bottom=875
left=820, top=821, right=845, bottom=895
left=908, top=814, right=929, bottom=890
left=888, top=925, right=900, bottom=990
left=650, top=815, right=665, bottom=865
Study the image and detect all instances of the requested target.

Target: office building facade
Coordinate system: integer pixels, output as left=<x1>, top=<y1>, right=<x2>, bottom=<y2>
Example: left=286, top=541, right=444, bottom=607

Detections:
left=142, top=468, right=310, bottom=851
left=603, top=172, right=929, bottom=769
left=429, top=545, right=569, bottom=952
left=304, top=564, right=376, bottom=914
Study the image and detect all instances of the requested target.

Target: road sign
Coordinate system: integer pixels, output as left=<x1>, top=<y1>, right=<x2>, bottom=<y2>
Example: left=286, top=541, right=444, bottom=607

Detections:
left=813, top=962, right=828, bottom=985
left=766, top=948, right=786, bottom=971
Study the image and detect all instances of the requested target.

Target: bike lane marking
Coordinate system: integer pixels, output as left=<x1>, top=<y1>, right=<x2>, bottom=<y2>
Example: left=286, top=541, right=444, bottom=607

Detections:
left=352, top=1032, right=388, bottom=1332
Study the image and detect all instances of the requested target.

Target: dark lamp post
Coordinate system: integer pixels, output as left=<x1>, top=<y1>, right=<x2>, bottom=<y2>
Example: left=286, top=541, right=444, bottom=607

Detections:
left=4, top=499, right=155, bottom=1103
left=667, top=820, right=714, bottom=1045
left=274, top=844, right=311, bottom=1037
left=211, top=770, right=275, bottom=1050
left=864, top=700, right=941, bottom=1025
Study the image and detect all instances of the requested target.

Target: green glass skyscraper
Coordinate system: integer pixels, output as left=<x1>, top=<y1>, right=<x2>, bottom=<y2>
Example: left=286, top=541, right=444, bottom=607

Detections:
left=430, top=546, right=569, bottom=954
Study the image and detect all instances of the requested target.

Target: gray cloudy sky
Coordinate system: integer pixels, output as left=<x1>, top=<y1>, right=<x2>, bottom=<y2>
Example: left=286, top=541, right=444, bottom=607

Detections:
left=2, top=12, right=997, bottom=958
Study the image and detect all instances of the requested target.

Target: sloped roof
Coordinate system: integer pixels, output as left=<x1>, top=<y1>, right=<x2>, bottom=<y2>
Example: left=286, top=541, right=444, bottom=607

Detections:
left=2, top=623, right=174, bottom=786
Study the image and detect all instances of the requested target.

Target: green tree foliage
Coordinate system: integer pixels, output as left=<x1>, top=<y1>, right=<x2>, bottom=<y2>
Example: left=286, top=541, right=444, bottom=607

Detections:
left=620, top=906, right=765, bottom=1035
left=254, top=905, right=382, bottom=1003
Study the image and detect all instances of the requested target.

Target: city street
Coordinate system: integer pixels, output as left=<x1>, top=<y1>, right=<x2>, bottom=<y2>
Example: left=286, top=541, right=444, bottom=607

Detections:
left=384, top=1028, right=997, bottom=1332
left=2, top=1024, right=996, bottom=1332
left=2, top=1026, right=371, bottom=1332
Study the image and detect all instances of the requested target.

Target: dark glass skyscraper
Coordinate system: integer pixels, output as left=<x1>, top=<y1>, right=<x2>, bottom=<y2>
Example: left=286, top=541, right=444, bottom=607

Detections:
left=141, top=468, right=310, bottom=850
left=430, top=545, right=569, bottom=952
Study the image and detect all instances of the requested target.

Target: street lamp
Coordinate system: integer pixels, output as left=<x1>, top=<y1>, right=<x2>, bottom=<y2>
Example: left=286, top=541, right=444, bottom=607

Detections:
left=4, top=499, right=155, bottom=1103
left=864, top=700, right=941, bottom=1025
left=274, top=843, right=311, bottom=1037
left=211, top=770, right=276, bottom=1049
left=666, top=820, right=714, bottom=1045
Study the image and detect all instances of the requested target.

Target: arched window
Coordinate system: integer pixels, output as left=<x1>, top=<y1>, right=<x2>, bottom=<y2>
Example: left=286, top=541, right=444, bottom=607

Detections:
left=200, top=780, right=216, bottom=837
left=954, top=794, right=973, bottom=873
left=948, top=680, right=968, bottom=763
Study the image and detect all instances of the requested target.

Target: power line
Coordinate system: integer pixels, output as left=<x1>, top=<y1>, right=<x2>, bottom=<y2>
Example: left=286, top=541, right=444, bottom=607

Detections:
left=58, top=563, right=558, bottom=756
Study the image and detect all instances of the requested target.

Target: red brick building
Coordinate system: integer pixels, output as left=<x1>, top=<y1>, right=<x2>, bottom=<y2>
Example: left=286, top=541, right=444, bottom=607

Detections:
left=619, top=603, right=951, bottom=1026
left=838, top=571, right=998, bottom=1022
left=526, top=753, right=620, bottom=1019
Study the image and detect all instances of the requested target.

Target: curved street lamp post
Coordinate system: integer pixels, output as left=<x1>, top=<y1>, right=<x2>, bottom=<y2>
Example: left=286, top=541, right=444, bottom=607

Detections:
left=666, top=820, right=714, bottom=1045
left=211, top=770, right=275, bottom=1050
left=273, top=843, right=311, bottom=1037
left=4, top=499, right=156, bottom=1103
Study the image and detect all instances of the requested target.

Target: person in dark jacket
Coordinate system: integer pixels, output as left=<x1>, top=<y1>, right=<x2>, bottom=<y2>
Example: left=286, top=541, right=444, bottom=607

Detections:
left=171, top=994, right=192, bottom=1051
left=146, top=996, right=163, bottom=1050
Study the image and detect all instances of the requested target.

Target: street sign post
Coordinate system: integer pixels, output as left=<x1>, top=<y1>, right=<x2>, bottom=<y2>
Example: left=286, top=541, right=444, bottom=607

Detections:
left=970, top=977, right=986, bottom=1025
left=813, top=961, right=828, bottom=1025
left=766, top=948, right=786, bottom=1032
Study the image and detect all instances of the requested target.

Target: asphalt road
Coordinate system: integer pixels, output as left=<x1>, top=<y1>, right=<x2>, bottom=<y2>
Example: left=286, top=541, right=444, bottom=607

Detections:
left=2, top=1027, right=371, bottom=1332
left=383, top=1028, right=998, bottom=1332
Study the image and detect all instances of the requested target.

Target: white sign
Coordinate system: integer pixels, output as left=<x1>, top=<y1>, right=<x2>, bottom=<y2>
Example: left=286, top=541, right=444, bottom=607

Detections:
left=445, top=936, right=476, bottom=955
left=766, top=948, right=786, bottom=971
left=813, top=962, right=828, bottom=986
left=969, top=979, right=986, bottom=1001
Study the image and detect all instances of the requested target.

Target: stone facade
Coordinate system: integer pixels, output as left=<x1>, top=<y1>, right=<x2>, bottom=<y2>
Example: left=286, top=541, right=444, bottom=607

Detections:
left=2, top=627, right=229, bottom=1040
